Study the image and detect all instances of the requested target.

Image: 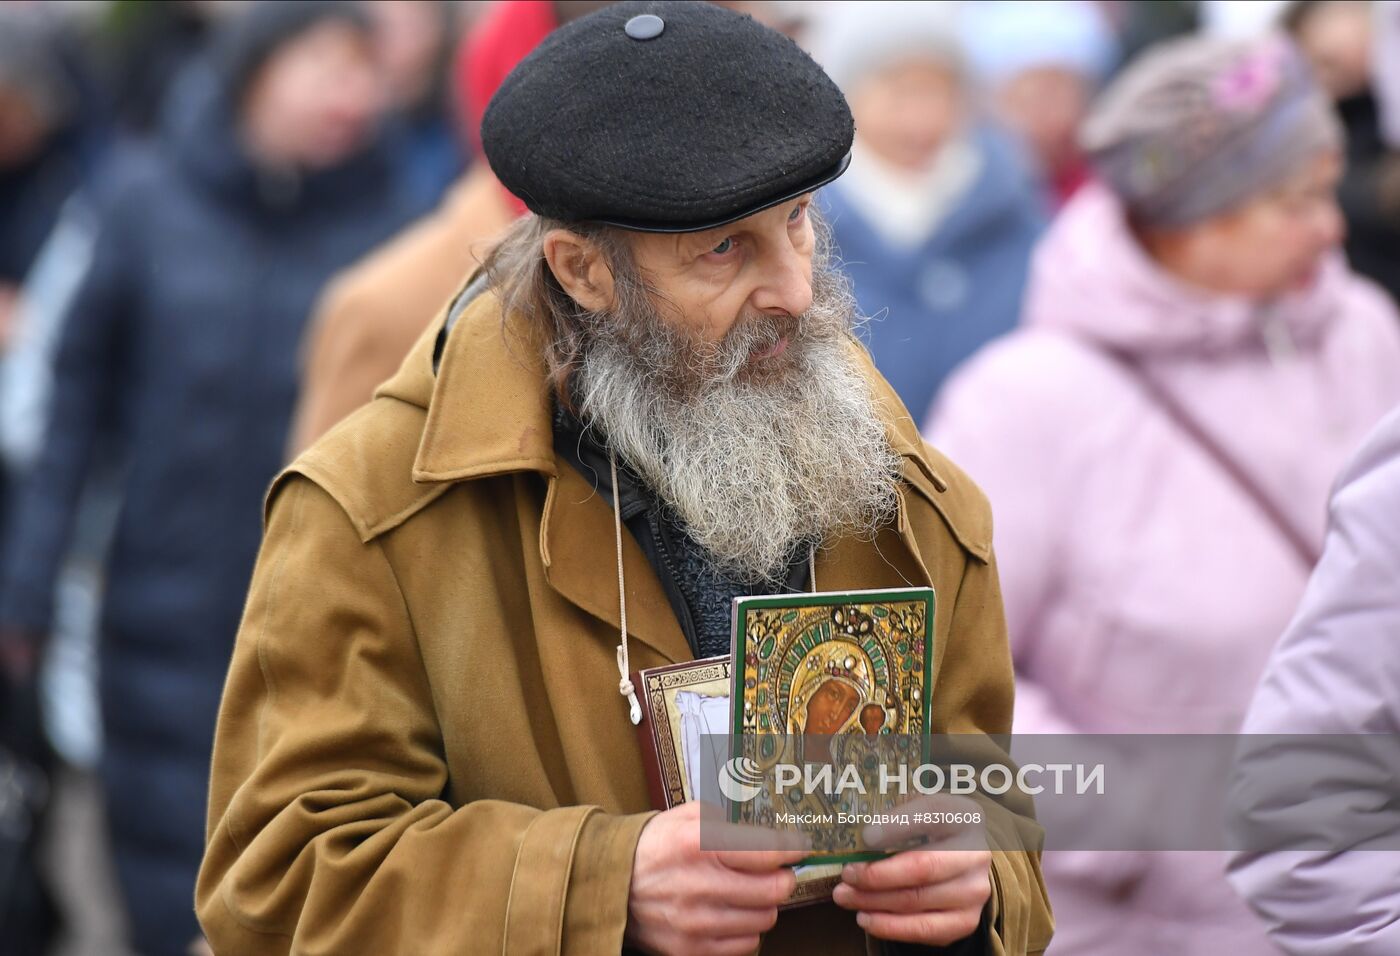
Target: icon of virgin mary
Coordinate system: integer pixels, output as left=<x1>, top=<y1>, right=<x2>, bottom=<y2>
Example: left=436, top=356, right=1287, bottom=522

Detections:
left=786, top=641, right=877, bottom=737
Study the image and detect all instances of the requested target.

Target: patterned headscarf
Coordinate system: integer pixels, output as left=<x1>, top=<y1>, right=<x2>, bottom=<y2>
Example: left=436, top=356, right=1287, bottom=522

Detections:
left=1082, top=34, right=1342, bottom=227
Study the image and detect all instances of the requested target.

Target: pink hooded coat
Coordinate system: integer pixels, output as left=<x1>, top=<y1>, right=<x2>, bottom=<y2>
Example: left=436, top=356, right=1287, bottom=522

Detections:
left=926, top=184, right=1400, bottom=954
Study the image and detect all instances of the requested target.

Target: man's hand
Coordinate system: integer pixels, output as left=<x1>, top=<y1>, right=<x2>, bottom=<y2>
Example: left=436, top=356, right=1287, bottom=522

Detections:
left=626, top=800, right=810, bottom=956
left=832, top=795, right=992, bottom=946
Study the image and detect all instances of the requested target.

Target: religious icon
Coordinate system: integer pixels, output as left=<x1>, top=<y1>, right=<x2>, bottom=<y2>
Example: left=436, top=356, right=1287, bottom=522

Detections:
left=729, top=588, right=936, bottom=862
left=631, top=656, right=842, bottom=907
left=634, top=658, right=733, bottom=810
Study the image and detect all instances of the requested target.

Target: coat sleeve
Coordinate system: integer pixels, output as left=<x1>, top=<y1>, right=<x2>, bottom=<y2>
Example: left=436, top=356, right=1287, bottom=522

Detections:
left=0, top=194, right=131, bottom=636
left=196, top=475, right=655, bottom=955
left=1225, top=406, right=1400, bottom=956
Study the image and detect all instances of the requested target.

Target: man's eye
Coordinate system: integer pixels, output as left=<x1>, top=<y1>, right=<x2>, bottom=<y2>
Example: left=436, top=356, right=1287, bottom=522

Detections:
left=789, top=204, right=805, bottom=223
left=711, top=237, right=735, bottom=255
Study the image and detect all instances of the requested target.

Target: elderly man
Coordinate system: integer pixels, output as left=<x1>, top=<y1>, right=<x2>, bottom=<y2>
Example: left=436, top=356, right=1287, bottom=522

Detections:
left=196, top=4, right=1051, bottom=954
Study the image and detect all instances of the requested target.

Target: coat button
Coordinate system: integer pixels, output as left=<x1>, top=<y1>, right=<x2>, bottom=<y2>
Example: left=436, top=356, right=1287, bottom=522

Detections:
left=625, top=14, right=665, bottom=40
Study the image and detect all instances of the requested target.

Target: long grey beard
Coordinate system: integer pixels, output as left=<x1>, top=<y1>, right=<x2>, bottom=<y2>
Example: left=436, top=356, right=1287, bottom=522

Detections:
left=573, top=264, right=902, bottom=583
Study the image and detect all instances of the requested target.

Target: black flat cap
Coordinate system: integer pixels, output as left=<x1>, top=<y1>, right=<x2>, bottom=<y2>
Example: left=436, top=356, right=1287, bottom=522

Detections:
left=481, top=1, right=854, bottom=233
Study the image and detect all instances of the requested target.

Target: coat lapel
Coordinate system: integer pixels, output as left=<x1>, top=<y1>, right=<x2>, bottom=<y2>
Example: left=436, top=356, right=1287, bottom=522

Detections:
left=540, top=461, right=693, bottom=665
left=813, top=483, right=936, bottom=597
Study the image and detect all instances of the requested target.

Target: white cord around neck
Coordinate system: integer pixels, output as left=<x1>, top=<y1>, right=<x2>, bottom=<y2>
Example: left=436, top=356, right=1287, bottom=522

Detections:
left=610, top=451, right=643, bottom=725
left=608, top=449, right=820, bottom=724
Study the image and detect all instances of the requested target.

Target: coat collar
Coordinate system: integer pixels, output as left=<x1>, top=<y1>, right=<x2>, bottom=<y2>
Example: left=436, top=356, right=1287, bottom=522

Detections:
left=376, top=284, right=975, bottom=664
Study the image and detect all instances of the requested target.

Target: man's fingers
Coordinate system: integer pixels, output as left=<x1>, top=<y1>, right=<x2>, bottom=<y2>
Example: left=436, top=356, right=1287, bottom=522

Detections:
left=832, top=866, right=990, bottom=914
left=712, top=845, right=811, bottom=873
left=705, top=819, right=812, bottom=855
left=704, top=863, right=798, bottom=908
left=840, top=849, right=990, bottom=892
left=856, top=908, right=985, bottom=946
left=706, top=858, right=801, bottom=907
left=707, top=819, right=810, bottom=870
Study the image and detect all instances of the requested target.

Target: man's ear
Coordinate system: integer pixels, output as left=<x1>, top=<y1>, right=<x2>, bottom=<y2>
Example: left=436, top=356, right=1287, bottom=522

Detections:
left=542, top=229, right=616, bottom=313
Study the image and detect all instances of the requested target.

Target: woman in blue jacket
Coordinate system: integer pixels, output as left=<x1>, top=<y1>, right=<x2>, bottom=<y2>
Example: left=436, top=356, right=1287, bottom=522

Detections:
left=0, top=4, right=417, bottom=953
left=812, top=1, right=1047, bottom=421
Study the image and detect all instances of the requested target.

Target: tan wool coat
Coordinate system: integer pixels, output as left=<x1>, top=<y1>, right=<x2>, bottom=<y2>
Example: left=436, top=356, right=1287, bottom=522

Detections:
left=198, top=285, right=1053, bottom=955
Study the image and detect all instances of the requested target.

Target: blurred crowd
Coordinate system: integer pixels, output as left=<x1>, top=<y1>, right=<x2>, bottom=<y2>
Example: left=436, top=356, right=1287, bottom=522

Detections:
left=0, top=1, right=1398, bottom=954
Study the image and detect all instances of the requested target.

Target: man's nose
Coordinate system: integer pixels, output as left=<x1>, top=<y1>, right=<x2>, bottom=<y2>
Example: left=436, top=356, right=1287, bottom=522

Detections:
left=752, top=242, right=813, bottom=318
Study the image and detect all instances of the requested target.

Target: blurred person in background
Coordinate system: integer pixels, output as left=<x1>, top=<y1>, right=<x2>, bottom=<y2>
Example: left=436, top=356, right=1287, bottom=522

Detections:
left=1285, top=0, right=1372, bottom=96
left=1374, top=0, right=1400, bottom=145
left=0, top=2, right=416, bottom=952
left=367, top=0, right=464, bottom=215
left=1, top=5, right=106, bottom=478
left=0, top=7, right=89, bottom=357
left=810, top=1, right=1046, bottom=421
left=962, top=0, right=1117, bottom=208
left=0, top=13, right=99, bottom=949
left=927, top=34, right=1400, bottom=954
left=287, top=0, right=599, bottom=453
left=1225, top=401, right=1400, bottom=955
left=1286, top=0, right=1400, bottom=305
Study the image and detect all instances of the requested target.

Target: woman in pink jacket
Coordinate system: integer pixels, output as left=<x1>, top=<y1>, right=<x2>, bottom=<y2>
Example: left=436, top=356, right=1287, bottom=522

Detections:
left=926, top=35, right=1400, bottom=954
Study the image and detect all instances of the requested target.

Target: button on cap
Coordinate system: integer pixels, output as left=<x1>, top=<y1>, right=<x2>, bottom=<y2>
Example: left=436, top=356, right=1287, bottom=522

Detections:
left=625, top=14, right=665, bottom=40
